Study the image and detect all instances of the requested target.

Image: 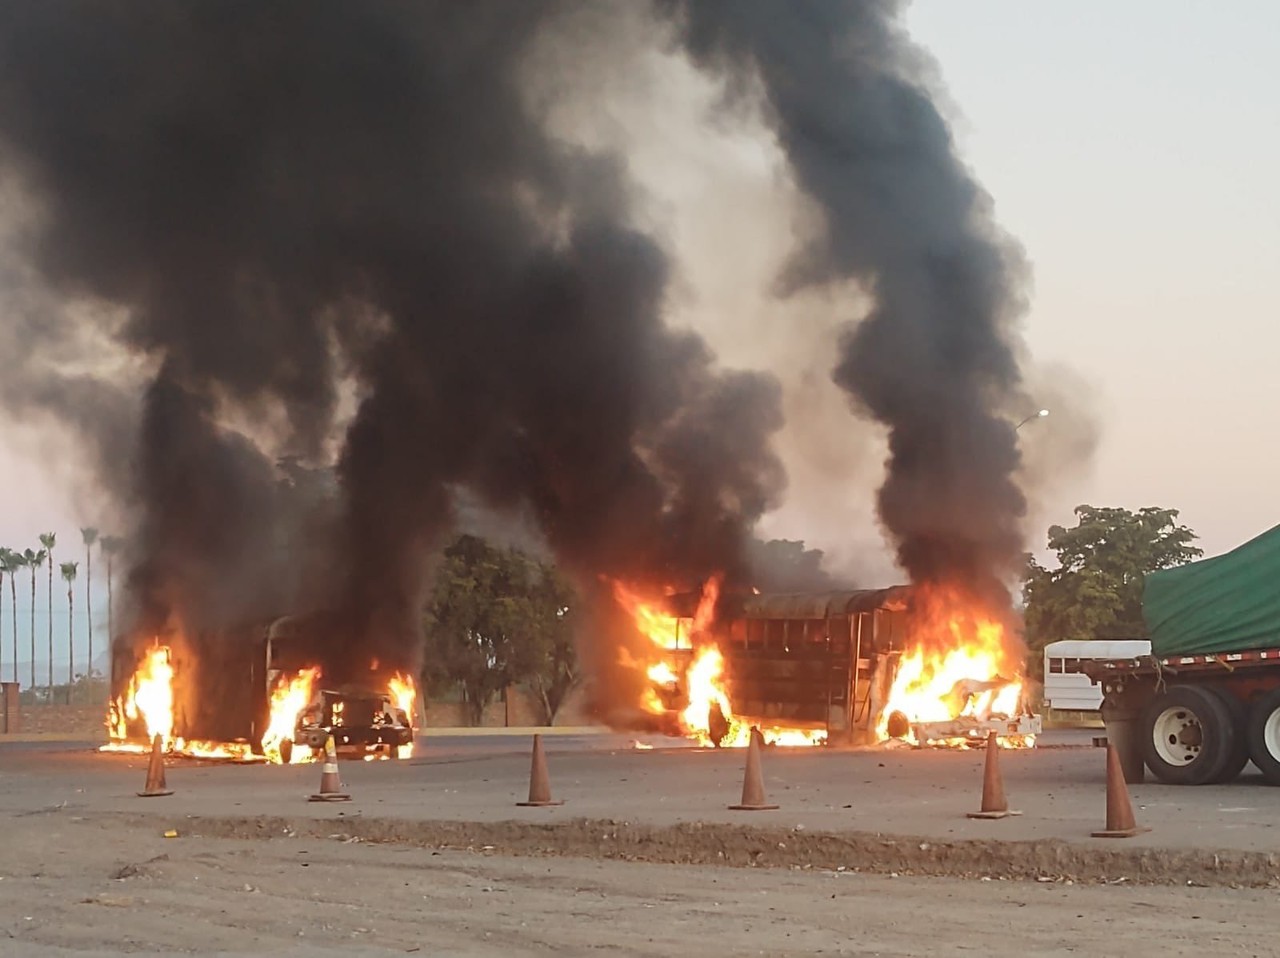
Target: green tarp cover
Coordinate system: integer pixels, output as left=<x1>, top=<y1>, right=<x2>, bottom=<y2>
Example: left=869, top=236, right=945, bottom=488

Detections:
left=1144, top=524, right=1280, bottom=656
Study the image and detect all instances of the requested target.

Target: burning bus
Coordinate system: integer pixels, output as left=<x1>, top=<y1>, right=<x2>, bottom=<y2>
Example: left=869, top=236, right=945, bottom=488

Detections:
left=620, top=584, right=1040, bottom=748
left=105, top=612, right=417, bottom=763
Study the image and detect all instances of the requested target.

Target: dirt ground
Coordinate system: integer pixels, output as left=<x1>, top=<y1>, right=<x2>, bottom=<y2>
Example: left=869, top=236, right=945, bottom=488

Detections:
left=3, top=812, right=1280, bottom=957
left=6, top=738, right=1280, bottom=954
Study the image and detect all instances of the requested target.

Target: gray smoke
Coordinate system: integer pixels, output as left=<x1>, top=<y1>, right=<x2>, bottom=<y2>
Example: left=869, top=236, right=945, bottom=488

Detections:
left=665, top=0, right=1033, bottom=612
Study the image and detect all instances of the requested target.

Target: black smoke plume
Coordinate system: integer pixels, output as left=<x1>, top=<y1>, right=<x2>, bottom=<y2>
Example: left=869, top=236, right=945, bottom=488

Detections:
left=0, top=0, right=1045, bottom=738
left=666, top=0, right=1032, bottom=612
left=0, top=2, right=786, bottom=713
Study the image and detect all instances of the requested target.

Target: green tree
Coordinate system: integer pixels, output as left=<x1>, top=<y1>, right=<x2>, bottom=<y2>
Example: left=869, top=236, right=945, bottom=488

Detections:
left=747, top=538, right=841, bottom=591
left=81, top=527, right=98, bottom=680
left=422, top=536, right=577, bottom=726
left=1024, top=505, right=1203, bottom=651
left=515, top=563, right=579, bottom=726
left=39, top=532, right=55, bottom=695
left=23, top=548, right=46, bottom=692
left=60, top=560, right=78, bottom=703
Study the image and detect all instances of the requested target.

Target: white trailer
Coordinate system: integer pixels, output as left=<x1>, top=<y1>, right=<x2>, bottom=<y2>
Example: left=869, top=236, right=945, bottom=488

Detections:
left=1042, top=640, right=1150, bottom=711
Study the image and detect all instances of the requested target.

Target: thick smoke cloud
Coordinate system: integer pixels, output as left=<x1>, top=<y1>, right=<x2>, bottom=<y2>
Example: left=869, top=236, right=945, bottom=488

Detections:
left=0, top=0, right=1050, bottom=733
left=665, top=0, right=1033, bottom=611
left=0, top=2, right=786, bottom=694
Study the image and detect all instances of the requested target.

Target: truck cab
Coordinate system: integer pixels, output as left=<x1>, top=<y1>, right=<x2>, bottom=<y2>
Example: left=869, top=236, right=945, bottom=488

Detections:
left=282, top=685, right=413, bottom=763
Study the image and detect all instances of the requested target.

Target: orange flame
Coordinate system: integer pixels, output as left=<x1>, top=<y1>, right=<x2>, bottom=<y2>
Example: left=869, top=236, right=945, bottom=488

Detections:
left=103, top=643, right=327, bottom=763
left=388, top=672, right=416, bottom=724
left=103, top=642, right=419, bottom=763
left=388, top=671, right=417, bottom=758
left=261, top=667, right=321, bottom=764
left=107, top=644, right=175, bottom=746
left=876, top=585, right=1030, bottom=747
left=611, top=577, right=718, bottom=651
left=614, top=576, right=824, bottom=747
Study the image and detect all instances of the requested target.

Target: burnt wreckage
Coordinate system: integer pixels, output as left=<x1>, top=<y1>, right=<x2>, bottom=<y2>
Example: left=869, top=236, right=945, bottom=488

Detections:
left=658, top=588, right=1040, bottom=746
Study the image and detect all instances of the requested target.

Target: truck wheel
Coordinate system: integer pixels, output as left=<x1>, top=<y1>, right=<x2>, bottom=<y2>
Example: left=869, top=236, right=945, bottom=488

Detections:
left=1141, top=685, right=1234, bottom=785
left=1246, top=687, right=1280, bottom=784
left=1204, top=687, right=1250, bottom=783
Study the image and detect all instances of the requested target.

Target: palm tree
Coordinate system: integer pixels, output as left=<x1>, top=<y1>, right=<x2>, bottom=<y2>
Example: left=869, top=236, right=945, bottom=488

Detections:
left=99, top=536, right=124, bottom=650
left=2, top=550, right=23, bottom=685
left=39, top=532, right=55, bottom=696
left=23, top=548, right=45, bottom=693
left=81, top=527, right=98, bottom=682
left=0, top=549, right=10, bottom=684
left=60, top=561, right=78, bottom=704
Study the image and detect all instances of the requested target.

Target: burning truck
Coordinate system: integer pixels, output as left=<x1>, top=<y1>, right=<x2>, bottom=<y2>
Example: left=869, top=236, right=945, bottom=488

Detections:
left=616, top=581, right=1040, bottom=749
left=105, top=612, right=417, bottom=763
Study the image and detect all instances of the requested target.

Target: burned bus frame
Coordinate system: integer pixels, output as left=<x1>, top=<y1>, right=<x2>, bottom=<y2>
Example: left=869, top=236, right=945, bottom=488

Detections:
left=665, top=587, right=913, bottom=745
left=664, top=587, right=1040, bottom=746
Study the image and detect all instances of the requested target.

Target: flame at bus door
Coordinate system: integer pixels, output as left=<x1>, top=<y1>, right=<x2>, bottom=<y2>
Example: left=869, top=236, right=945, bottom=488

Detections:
left=681, top=645, right=825, bottom=747
left=613, top=577, right=824, bottom=748
left=107, top=644, right=174, bottom=746
left=261, top=667, right=321, bottom=764
left=102, top=643, right=259, bottom=760
left=875, top=587, right=1031, bottom=747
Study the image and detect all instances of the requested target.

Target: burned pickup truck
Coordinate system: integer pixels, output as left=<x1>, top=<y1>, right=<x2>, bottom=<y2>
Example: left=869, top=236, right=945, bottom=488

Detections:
left=280, top=684, right=413, bottom=763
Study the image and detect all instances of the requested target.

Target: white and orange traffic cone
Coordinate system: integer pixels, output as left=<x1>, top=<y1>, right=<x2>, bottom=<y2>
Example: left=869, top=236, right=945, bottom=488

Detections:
left=308, top=735, right=351, bottom=803
left=137, top=733, right=174, bottom=798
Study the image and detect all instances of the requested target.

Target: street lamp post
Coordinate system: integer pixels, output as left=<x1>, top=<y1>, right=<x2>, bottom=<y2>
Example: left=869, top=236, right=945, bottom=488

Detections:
left=1015, top=408, right=1049, bottom=431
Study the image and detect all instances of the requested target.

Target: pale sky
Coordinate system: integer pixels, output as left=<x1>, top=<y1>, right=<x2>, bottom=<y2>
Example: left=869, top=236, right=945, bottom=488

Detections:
left=1, top=2, right=1277, bottom=670
left=904, top=1, right=1280, bottom=558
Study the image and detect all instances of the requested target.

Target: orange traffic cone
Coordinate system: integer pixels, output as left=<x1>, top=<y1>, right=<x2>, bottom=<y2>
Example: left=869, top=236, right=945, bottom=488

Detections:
left=308, top=735, right=351, bottom=803
left=137, top=733, right=174, bottom=798
left=517, top=734, right=564, bottom=807
left=729, top=726, right=779, bottom=811
left=967, top=731, right=1019, bottom=819
left=1092, top=744, right=1149, bottom=838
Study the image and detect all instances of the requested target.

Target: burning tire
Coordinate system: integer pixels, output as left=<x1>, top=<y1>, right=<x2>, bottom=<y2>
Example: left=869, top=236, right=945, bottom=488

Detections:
left=1245, top=687, right=1280, bottom=785
left=884, top=710, right=911, bottom=740
left=1141, top=685, right=1235, bottom=785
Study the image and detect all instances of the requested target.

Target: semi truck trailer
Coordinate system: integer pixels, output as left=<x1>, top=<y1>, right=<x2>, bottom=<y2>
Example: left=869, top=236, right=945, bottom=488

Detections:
left=1082, top=524, right=1280, bottom=785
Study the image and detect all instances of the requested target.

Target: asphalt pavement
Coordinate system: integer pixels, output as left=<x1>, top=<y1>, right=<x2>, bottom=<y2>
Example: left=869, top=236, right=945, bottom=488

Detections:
left=2, top=728, right=1277, bottom=854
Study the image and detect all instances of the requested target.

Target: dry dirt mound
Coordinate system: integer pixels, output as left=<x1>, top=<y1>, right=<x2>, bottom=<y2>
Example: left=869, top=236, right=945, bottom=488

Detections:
left=102, top=812, right=1280, bottom=888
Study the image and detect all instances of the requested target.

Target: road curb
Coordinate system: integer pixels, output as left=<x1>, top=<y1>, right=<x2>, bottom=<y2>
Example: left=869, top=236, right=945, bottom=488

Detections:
left=0, top=733, right=108, bottom=744
left=1, top=726, right=611, bottom=745
left=418, top=726, right=609, bottom=738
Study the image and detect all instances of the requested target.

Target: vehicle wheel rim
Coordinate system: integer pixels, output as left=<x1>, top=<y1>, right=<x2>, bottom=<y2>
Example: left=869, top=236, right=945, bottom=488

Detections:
left=1263, top=708, right=1280, bottom=760
left=1152, top=706, right=1204, bottom=766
